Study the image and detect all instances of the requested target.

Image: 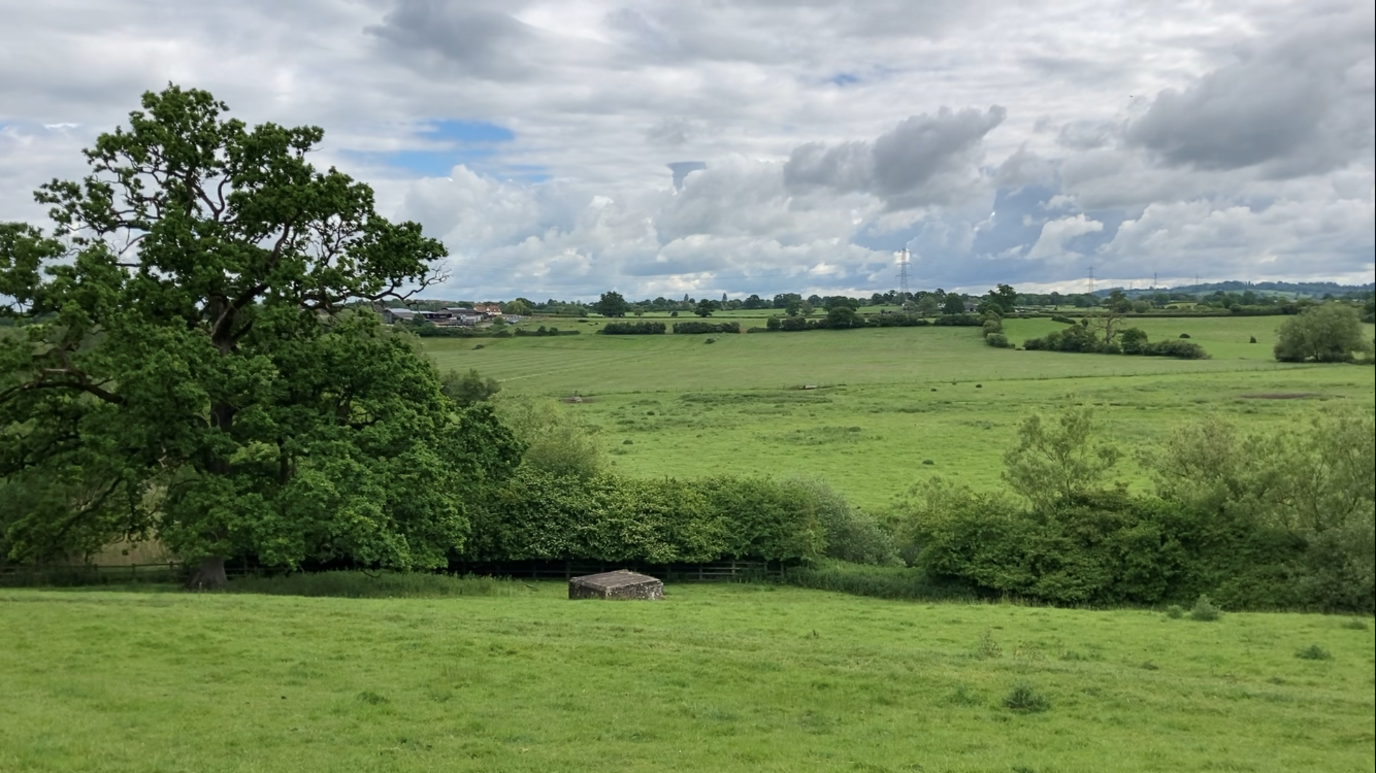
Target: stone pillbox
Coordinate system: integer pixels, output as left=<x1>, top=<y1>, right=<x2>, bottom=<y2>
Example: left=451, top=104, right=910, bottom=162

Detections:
left=568, top=570, right=664, bottom=600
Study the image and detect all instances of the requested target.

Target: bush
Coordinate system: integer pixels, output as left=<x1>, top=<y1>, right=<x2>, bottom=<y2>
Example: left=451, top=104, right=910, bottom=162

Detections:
left=1002, top=683, right=1049, bottom=712
left=785, top=479, right=900, bottom=565
left=673, top=321, right=740, bottom=334
left=601, top=321, right=666, bottom=335
left=1294, top=644, right=1332, bottom=660
left=1189, top=594, right=1222, bottom=621
left=466, top=470, right=828, bottom=564
left=985, top=333, right=1011, bottom=348
left=1165, top=605, right=1185, bottom=619
left=514, top=326, right=579, bottom=337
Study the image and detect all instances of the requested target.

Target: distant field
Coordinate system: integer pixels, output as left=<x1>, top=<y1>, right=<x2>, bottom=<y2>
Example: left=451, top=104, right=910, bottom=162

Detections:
left=2, top=586, right=1371, bottom=773
left=423, top=317, right=1374, bottom=509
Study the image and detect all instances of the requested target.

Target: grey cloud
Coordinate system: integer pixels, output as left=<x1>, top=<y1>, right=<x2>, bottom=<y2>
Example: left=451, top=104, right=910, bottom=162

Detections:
left=1056, top=120, right=1117, bottom=151
left=1125, top=14, right=1375, bottom=176
left=784, top=107, right=1006, bottom=209
left=367, top=1, right=541, bottom=80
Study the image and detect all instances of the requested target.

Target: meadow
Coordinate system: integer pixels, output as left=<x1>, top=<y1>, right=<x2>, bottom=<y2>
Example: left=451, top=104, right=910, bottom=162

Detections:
left=2, top=584, right=1373, bottom=773
left=424, top=315, right=1375, bottom=509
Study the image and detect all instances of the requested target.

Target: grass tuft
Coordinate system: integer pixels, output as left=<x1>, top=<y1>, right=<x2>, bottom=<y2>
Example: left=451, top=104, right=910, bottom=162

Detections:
left=1294, top=644, right=1332, bottom=661
left=1002, top=682, right=1050, bottom=713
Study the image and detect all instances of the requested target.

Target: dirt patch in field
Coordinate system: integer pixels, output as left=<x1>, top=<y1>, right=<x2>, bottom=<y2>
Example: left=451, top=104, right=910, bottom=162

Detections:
left=1238, top=393, right=1324, bottom=400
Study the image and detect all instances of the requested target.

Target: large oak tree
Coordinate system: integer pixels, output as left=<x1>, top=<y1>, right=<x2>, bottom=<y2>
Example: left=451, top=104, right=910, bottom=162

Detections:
left=0, top=86, right=520, bottom=586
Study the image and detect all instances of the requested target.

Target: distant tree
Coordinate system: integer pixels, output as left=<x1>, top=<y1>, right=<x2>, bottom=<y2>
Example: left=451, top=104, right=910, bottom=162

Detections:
left=694, top=299, right=718, bottom=317
left=743, top=294, right=765, bottom=310
left=502, top=299, right=531, bottom=316
left=593, top=291, right=629, bottom=318
left=1274, top=303, right=1370, bottom=363
left=441, top=369, right=502, bottom=407
left=942, top=294, right=966, bottom=315
left=983, top=283, right=1018, bottom=315
left=785, top=299, right=802, bottom=317
left=1002, top=407, right=1122, bottom=511
left=825, top=306, right=860, bottom=328
left=915, top=294, right=941, bottom=317
left=799, top=300, right=815, bottom=318
left=807, top=294, right=823, bottom=306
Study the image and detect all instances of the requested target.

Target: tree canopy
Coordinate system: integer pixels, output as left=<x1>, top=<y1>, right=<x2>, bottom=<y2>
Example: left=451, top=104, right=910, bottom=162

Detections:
left=0, top=85, right=520, bottom=585
left=1273, top=303, right=1371, bottom=363
left=593, top=291, right=629, bottom=317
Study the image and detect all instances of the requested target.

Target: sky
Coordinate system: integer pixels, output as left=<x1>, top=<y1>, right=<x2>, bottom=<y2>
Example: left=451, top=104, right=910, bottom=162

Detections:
left=1, top=0, right=1373, bottom=301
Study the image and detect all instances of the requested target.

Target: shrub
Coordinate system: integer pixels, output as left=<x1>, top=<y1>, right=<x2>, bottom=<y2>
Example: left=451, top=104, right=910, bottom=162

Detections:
left=1189, top=594, right=1222, bottom=621
left=1179, top=332, right=1191, bottom=338
left=673, top=321, right=740, bottom=334
left=985, top=333, right=1012, bottom=348
left=1295, top=644, right=1332, bottom=661
left=1051, top=314, right=1076, bottom=324
left=1165, top=605, right=1185, bottom=619
left=933, top=313, right=982, bottom=327
left=601, top=321, right=666, bottom=335
left=978, top=630, right=1003, bottom=659
left=1002, top=683, right=1049, bottom=712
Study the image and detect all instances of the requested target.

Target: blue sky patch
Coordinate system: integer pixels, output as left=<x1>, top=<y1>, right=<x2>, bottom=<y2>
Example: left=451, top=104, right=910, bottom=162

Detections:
left=361, top=119, right=520, bottom=177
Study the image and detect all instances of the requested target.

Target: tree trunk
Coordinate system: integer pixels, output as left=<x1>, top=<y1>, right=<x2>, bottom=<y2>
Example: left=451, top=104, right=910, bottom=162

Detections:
left=186, top=556, right=228, bottom=590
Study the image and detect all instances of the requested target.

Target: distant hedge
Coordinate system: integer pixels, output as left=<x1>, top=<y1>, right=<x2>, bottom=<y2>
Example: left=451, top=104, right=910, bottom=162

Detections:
left=600, top=321, right=666, bottom=335
left=514, top=326, right=579, bottom=337
left=672, top=321, right=741, bottom=334
left=1023, top=325, right=1208, bottom=359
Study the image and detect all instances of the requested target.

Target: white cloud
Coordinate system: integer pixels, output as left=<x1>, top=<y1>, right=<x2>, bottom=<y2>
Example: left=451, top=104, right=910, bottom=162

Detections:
left=0, top=0, right=1371, bottom=298
left=1025, top=215, right=1104, bottom=260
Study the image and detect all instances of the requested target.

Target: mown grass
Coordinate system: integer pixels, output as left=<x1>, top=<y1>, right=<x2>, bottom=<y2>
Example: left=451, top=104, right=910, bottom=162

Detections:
left=2, top=585, right=1372, bottom=772
left=423, top=317, right=1374, bottom=509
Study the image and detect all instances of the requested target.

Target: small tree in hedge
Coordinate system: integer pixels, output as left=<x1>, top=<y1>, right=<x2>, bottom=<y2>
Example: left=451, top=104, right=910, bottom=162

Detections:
left=1003, top=407, right=1122, bottom=511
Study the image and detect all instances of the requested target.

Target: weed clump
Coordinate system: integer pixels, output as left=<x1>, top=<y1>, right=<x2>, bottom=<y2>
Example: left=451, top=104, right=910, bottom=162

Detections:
left=1295, top=645, right=1332, bottom=661
left=1165, top=605, right=1185, bottom=619
left=977, top=630, right=1003, bottom=659
left=356, top=691, right=389, bottom=705
left=1002, top=683, right=1049, bottom=713
left=1340, top=618, right=1368, bottom=630
left=1189, top=595, right=1222, bottom=622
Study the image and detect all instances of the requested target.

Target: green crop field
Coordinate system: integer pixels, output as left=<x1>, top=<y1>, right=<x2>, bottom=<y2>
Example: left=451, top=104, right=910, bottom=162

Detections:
left=2, top=585, right=1372, bottom=773
left=422, top=317, right=1375, bottom=509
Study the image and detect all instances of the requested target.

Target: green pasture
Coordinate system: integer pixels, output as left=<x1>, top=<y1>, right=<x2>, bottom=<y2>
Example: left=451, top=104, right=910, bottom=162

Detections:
left=2, top=586, right=1371, bottom=773
left=425, top=317, right=1374, bottom=509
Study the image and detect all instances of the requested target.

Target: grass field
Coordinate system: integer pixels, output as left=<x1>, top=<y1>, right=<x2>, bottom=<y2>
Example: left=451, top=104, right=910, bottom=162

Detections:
left=2, top=585, right=1372, bottom=773
left=423, top=317, right=1375, bottom=509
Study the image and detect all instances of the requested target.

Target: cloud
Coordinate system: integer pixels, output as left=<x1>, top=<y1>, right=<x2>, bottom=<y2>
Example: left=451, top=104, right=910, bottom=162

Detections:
left=1025, top=214, right=1104, bottom=260
left=0, top=0, right=1371, bottom=299
left=783, top=107, right=1006, bottom=209
left=1125, top=10, right=1375, bottom=177
left=366, top=2, right=545, bottom=81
